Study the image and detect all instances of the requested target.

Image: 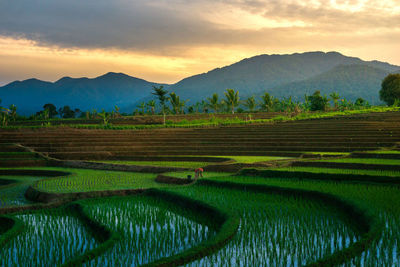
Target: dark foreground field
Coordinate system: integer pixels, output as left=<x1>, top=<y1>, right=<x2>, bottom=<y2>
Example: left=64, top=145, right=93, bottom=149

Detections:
left=0, top=111, right=400, bottom=266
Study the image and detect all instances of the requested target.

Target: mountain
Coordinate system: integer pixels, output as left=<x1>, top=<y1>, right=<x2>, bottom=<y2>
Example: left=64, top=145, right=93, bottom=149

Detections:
left=270, top=64, right=393, bottom=103
left=0, top=72, right=168, bottom=115
left=1, top=51, right=399, bottom=115
left=168, top=51, right=400, bottom=104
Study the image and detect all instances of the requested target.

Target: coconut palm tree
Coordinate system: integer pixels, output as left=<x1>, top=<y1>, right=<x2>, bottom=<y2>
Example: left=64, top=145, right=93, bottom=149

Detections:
left=243, top=96, right=256, bottom=112
left=169, top=92, right=183, bottom=114
left=330, top=92, right=340, bottom=110
left=152, top=86, right=169, bottom=124
left=146, top=100, right=156, bottom=115
left=224, top=89, right=240, bottom=114
left=206, top=93, right=220, bottom=113
left=260, top=92, right=274, bottom=111
left=136, top=102, right=146, bottom=115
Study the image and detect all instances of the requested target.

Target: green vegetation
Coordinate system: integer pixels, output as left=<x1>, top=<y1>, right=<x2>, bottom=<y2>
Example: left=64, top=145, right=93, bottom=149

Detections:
left=0, top=176, right=42, bottom=207
left=203, top=175, right=400, bottom=266
left=380, top=73, right=400, bottom=105
left=262, top=166, right=400, bottom=177
left=82, top=195, right=214, bottom=266
left=163, top=171, right=231, bottom=179
left=0, top=207, right=98, bottom=266
left=32, top=167, right=163, bottom=193
left=165, top=183, right=359, bottom=266
left=92, top=160, right=209, bottom=169
left=319, top=158, right=400, bottom=165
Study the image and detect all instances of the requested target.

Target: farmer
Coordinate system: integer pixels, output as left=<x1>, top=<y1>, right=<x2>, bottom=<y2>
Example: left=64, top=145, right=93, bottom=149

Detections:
left=194, top=167, right=204, bottom=178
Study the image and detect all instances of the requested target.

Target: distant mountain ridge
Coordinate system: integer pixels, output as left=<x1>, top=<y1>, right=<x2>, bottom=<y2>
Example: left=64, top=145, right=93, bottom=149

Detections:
left=1, top=51, right=399, bottom=115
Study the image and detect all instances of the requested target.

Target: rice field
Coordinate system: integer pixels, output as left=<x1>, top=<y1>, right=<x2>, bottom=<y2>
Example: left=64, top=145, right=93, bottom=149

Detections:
left=269, top=166, right=400, bottom=177
left=319, top=158, right=400, bottom=165
left=165, top=184, right=360, bottom=266
left=0, top=176, right=41, bottom=207
left=82, top=195, right=215, bottom=266
left=92, top=160, right=210, bottom=169
left=32, top=168, right=166, bottom=193
left=0, top=208, right=98, bottom=266
left=207, top=174, right=400, bottom=266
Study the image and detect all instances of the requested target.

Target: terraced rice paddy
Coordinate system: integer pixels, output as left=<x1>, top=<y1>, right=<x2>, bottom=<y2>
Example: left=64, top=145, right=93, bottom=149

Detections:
left=166, top=184, right=360, bottom=266
left=0, top=208, right=98, bottom=266
left=207, top=175, right=400, bottom=266
left=1, top=111, right=400, bottom=266
left=33, top=168, right=164, bottom=193
left=0, top=176, right=40, bottom=207
left=82, top=195, right=214, bottom=266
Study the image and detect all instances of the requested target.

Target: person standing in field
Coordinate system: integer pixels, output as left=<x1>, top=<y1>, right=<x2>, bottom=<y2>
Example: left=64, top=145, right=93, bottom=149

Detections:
left=194, top=168, right=204, bottom=178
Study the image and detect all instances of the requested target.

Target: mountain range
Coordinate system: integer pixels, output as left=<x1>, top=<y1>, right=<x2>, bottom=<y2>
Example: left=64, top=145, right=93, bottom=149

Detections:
left=1, top=51, right=399, bottom=115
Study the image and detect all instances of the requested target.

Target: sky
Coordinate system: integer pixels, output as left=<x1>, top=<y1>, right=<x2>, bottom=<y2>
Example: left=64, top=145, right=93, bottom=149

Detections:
left=0, top=0, right=399, bottom=86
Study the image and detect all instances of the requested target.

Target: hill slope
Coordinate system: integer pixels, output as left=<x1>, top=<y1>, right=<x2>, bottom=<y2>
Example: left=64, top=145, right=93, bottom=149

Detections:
left=168, top=51, right=400, bottom=104
left=1, top=51, right=399, bottom=115
left=0, top=72, right=168, bottom=115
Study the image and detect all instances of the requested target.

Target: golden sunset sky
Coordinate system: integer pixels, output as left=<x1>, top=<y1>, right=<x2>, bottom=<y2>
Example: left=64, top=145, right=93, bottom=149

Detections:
left=0, top=0, right=399, bottom=86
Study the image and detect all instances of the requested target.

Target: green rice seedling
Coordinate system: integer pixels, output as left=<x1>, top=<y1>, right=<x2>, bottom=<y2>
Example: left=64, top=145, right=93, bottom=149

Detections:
left=269, top=166, right=400, bottom=177
left=0, top=176, right=41, bottom=207
left=318, top=158, right=400, bottom=165
left=165, top=184, right=359, bottom=266
left=31, top=168, right=167, bottom=193
left=207, top=175, right=400, bottom=266
left=0, top=208, right=98, bottom=266
left=91, top=160, right=209, bottom=169
left=81, top=195, right=215, bottom=266
left=163, top=171, right=231, bottom=179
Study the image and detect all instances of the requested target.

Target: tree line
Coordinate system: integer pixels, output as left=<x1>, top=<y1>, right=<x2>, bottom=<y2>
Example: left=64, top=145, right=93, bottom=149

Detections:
left=1, top=73, right=399, bottom=126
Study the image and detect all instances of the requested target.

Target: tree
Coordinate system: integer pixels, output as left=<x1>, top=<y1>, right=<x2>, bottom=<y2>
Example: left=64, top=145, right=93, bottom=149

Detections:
left=329, top=92, right=340, bottom=110
left=354, top=97, right=368, bottom=108
left=98, top=109, right=111, bottom=126
left=43, top=104, right=58, bottom=118
left=9, top=104, right=17, bottom=121
left=58, top=106, right=75, bottom=118
left=206, top=93, right=220, bottom=113
left=169, top=92, right=187, bottom=114
left=224, top=89, right=240, bottom=114
left=380, top=74, right=400, bottom=105
left=243, top=96, right=256, bottom=112
left=146, top=100, right=156, bottom=115
left=136, top=102, right=146, bottom=115
left=152, top=86, right=169, bottom=124
left=308, top=91, right=329, bottom=111
left=260, top=92, right=273, bottom=111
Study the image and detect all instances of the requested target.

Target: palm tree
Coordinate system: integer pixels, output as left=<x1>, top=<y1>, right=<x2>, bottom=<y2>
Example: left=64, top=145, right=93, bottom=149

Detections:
left=146, top=100, right=156, bottom=115
left=243, top=96, right=256, bottom=112
left=330, top=92, right=340, bottom=110
left=224, top=89, right=240, bottom=114
left=9, top=104, right=17, bottom=121
left=152, top=86, right=169, bottom=124
left=169, top=92, right=183, bottom=114
left=207, top=93, right=220, bottom=113
left=136, top=102, right=146, bottom=115
left=260, top=92, right=273, bottom=111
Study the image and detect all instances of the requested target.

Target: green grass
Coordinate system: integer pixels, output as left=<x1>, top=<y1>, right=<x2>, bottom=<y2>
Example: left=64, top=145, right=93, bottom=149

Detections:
left=165, top=183, right=359, bottom=266
left=82, top=195, right=214, bottom=266
left=269, top=166, right=400, bottom=177
left=204, top=174, right=400, bottom=266
left=305, top=152, right=351, bottom=156
left=162, top=171, right=232, bottom=179
left=0, top=208, right=98, bottom=266
left=319, top=158, right=400, bottom=165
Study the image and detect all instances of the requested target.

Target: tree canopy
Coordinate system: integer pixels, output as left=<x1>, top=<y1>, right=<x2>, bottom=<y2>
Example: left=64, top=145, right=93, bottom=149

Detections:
left=379, top=74, right=400, bottom=105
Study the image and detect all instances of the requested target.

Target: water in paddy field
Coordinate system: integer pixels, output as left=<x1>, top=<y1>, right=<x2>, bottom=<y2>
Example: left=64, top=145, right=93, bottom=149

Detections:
left=84, top=196, right=215, bottom=267
left=0, top=211, right=98, bottom=266
left=0, top=176, right=40, bottom=207
left=178, top=185, right=360, bottom=267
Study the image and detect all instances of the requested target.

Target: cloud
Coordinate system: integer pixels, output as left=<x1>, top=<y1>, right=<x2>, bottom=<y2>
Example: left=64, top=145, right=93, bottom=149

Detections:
left=0, top=0, right=399, bottom=54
